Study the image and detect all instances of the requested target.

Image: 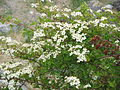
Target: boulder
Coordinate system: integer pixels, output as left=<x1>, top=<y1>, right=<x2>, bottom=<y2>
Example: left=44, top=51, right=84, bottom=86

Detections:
left=0, top=22, right=10, bottom=33
left=112, top=1, right=120, bottom=11
left=0, top=22, right=20, bottom=33
left=104, top=4, right=113, bottom=9
left=88, top=0, right=104, bottom=11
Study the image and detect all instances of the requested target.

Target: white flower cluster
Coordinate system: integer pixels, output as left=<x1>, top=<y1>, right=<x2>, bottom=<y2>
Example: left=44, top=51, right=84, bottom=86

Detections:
left=27, top=8, right=119, bottom=63
left=0, top=36, right=20, bottom=57
left=0, top=61, right=33, bottom=78
left=1, top=48, right=16, bottom=57
left=97, top=6, right=114, bottom=14
left=101, top=6, right=113, bottom=14
left=88, top=17, right=107, bottom=27
left=65, top=76, right=80, bottom=89
left=22, top=43, right=43, bottom=54
left=40, top=13, right=47, bottom=17
left=0, top=3, right=120, bottom=89
left=0, top=36, right=20, bottom=46
left=53, top=13, right=61, bottom=18
left=63, top=8, right=72, bottom=12
left=32, top=29, right=45, bottom=40
left=43, top=5, right=83, bottom=18
left=88, top=17, right=119, bottom=30
left=114, top=27, right=120, bottom=32
left=47, top=74, right=59, bottom=84
left=1, top=5, right=119, bottom=65
left=49, top=5, right=59, bottom=12
left=69, top=46, right=89, bottom=62
left=41, top=0, right=52, bottom=2
left=115, top=40, right=119, bottom=46
left=0, top=61, right=33, bottom=90
left=83, top=83, right=91, bottom=88
left=31, top=3, right=39, bottom=8
left=44, top=5, right=64, bottom=12
left=0, top=79, right=20, bottom=90
left=31, top=20, right=89, bottom=62
left=63, top=13, right=70, bottom=18
left=71, top=11, right=83, bottom=17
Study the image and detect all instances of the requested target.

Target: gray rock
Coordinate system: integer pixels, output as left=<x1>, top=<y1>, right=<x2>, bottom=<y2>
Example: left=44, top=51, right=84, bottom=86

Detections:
left=104, top=4, right=113, bottom=9
left=0, top=23, right=10, bottom=33
left=21, top=85, right=29, bottom=90
left=112, top=1, right=120, bottom=11
left=0, top=22, right=20, bottom=33
left=0, top=69, right=4, bottom=74
left=88, top=0, right=104, bottom=11
left=0, top=0, right=39, bottom=24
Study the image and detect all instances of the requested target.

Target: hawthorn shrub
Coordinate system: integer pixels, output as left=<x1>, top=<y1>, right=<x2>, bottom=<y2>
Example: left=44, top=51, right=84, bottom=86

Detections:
left=0, top=1, right=120, bottom=90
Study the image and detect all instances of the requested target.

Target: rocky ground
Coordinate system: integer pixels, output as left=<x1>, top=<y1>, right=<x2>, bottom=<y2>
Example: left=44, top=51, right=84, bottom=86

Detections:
left=54, top=0, right=71, bottom=8
left=0, top=0, right=120, bottom=23
left=0, top=0, right=38, bottom=23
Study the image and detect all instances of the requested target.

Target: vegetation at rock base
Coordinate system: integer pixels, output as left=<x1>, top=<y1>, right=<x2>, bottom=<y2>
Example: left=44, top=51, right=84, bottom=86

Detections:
left=0, top=0, right=120, bottom=90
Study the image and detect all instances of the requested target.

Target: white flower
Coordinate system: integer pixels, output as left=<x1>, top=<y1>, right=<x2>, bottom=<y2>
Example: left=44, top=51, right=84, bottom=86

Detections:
left=48, top=0, right=52, bottom=2
left=29, top=11, right=34, bottom=14
left=92, top=45, right=94, bottom=47
left=92, top=76, right=98, bottom=80
left=71, top=11, right=83, bottom=17
left=77, top=54, right=87, bottom=62
left=31, top=3, right=38, bottom=8
left=61, top=30, right=66, bottom=35
left=101, top=17, right=107, bottom=21
left=114, top=27, right=120, bottom=31
left=104, top=5, right=113, bottom=9
left=89, top=19, right=100, bottom=27
left=63, top=13, right=70, bottom=18
left=53, top=14, right=61, bottom=18
left=41, top=13, right=47, bottom=17
left=97, top=9, right=102, bottom=13
left=115, top=40, right=119, bottom=46
left=32, top=30, right=45, bottom=40
left=49, top=81, right=52, bottom=84
left=99, top=23, right=106, bottom=27
left=115, top=40, right=119, bottom=44
left=22, top=43, right=31, bottom=47
left=83, top=84, right=91, bottom=88
left=65, top=76, right=80, bottom=89
left=63, top=8, right=71, bottom=12
left=72, top=33, right=86, bottom=42
left=105, top=9, right=113, bottom=14
left=41, top=0, right=45, bottom=2
left=88, top=9, right=96, bottom=17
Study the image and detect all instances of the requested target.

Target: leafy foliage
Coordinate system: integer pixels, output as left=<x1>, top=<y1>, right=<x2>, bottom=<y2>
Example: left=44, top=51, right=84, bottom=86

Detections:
left=0, top=1, right=120, bottom=90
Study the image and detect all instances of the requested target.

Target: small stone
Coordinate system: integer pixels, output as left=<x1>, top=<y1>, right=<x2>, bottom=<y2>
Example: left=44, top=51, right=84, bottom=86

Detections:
left=0, top=22, right=10, bottom=33
left=88, top=0, right=104, bottom=11
left=104, top=4, right=113, bottom=9
left=0, top=22, right=20, bottom=33
left=112, top=1, right=120, bottom=11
